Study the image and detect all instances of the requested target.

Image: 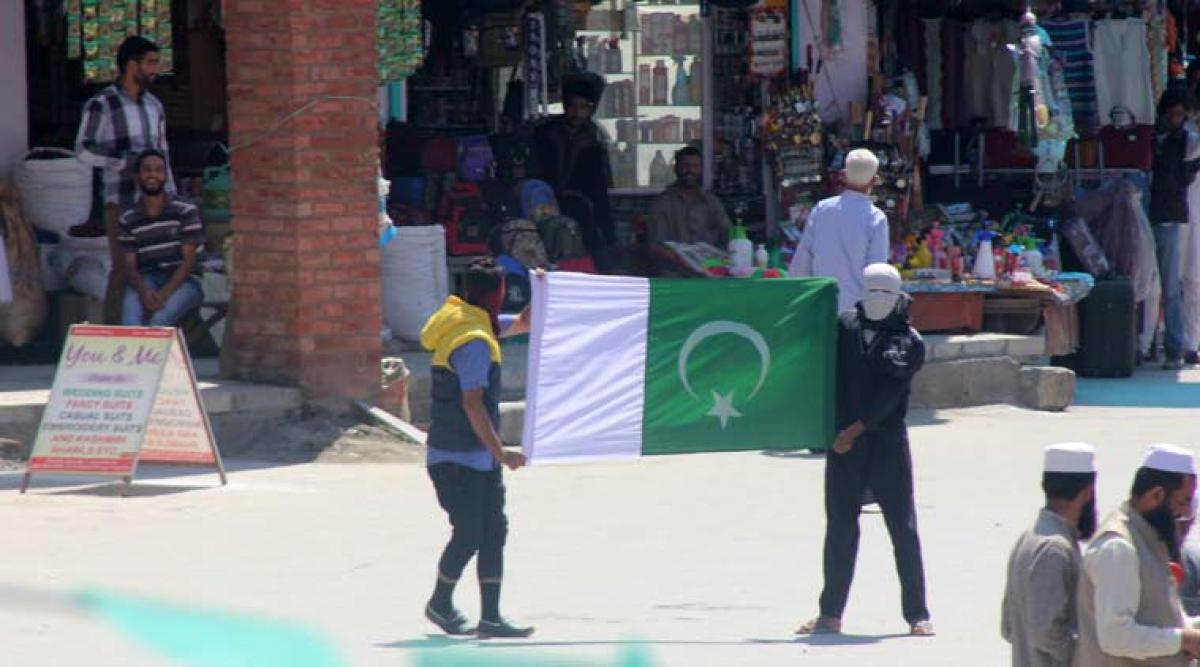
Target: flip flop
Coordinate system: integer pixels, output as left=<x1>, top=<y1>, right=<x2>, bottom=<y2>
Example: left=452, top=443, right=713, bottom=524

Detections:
left=425, top=603, right=475, bottom=636
left=795, top=617, right=842, bottom=635
left=910, top=620, right=936, bottom=637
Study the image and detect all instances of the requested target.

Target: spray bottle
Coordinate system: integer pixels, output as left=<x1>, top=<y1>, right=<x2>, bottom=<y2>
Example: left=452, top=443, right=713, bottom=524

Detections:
left=973, top=230, right=998, bottom=280
left=728, top=223, right=753, bottom=274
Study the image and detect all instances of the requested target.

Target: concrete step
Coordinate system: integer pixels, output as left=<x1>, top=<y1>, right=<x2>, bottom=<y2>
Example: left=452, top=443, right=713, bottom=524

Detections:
left=0, top=358, right=304, bottom=458
left=924, top=332, right=1046, bottom=363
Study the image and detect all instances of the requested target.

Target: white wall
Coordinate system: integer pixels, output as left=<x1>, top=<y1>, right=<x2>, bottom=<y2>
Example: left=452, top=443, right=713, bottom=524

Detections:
left=0, top=2, right=28, bottom=180
left=796, top=0, right=869, bottom=124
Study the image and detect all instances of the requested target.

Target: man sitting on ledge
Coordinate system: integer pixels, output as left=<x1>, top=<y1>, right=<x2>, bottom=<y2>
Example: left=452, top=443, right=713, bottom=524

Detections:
left=119, top=149, right=205, bottom=327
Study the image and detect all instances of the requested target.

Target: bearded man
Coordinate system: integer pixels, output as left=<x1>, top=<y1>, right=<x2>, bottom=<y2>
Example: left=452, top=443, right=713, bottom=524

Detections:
left=1075, top=444, right=1200, bottom=665
left=1002, top=443, right=1098, bottom=666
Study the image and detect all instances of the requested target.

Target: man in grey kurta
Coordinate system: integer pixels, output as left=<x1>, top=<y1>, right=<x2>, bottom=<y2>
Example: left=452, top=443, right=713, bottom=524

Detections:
left=1002, top=443, right=1098, bottom=667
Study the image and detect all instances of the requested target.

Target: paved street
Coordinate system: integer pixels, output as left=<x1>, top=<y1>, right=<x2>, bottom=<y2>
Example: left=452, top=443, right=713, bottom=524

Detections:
left=1, top=369, right=1199, bottom=666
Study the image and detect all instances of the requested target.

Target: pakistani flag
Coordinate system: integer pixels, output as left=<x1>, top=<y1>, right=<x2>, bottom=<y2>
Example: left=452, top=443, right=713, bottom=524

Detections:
left=521, top=273, right=838, bottom=464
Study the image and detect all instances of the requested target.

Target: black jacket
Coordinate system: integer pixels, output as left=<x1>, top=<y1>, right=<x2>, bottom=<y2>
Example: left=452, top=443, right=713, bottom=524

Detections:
left=1149, top=127, right=1195, bottom=224
left=835, top=304, right=925, bottom=439
left=532, top=117, right=615, bottom=249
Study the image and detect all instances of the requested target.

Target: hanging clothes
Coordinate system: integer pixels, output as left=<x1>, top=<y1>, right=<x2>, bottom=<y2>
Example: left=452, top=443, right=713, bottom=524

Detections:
left=1146, top=12, right=1175, bottom=108
left=1040, top=19, right=1100, bottom=133
left=1093, top=19, right=1156, bottom=126
left=1009, top=24, right=1075, bottom=172
left=966, top=19, right=1019, bottom=128
left=923, top=19, right=943, bottom=131
left=1179, top=121, right=1200, bottom=354
left=0, top=230, right=11, bottom=305
left=941, top=19, right=968, bottom=130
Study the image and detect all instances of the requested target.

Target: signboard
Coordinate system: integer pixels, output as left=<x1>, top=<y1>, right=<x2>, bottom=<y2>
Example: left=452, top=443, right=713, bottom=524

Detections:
left=22, top=325, right=226, bottom=494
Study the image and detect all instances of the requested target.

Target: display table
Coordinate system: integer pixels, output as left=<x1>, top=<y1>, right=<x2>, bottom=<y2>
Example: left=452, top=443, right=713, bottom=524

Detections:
left=904, top=274, right=1095, bottom=354
left=904, top=283, right=993, bottom=333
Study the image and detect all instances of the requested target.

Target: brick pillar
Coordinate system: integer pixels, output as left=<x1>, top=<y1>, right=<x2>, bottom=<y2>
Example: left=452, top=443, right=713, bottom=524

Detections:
left=222, top=0, right=382, bottom=403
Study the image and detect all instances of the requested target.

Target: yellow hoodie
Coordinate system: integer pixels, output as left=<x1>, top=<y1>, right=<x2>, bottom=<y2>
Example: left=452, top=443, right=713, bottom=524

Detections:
left=420, top=296, right=502, bottom=369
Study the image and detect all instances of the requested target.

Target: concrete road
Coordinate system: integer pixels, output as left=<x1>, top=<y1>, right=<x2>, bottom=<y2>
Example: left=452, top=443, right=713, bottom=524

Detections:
left=1, top=369, right=1199, bottom=666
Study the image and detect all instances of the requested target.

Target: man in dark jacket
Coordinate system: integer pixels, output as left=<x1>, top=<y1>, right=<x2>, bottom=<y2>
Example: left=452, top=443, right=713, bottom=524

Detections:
left=533, top=71, right=616, bottom=273
left=796, top=263, right=934, bottom=638
left=1149, top=90, right=1199, bottom=370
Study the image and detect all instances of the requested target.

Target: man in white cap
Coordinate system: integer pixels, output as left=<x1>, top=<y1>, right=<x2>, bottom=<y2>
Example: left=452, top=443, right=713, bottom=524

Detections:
left=796, top=264, right=933, bottom=637
left=1001, top=443, right=1098, bottom=667
left=1075, top=444, right=1200, bottom=665
left=788, top=148, right=891, bottom=313
left=1177, top=494, right=1200, bottom=616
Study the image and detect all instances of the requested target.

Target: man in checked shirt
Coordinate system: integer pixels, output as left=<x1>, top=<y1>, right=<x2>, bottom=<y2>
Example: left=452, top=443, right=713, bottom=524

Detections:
left=73, top=36, right=174, bottom=324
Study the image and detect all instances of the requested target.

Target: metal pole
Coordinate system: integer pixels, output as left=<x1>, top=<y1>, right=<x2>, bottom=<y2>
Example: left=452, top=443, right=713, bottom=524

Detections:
left=702, top=6, right=714, bottom=191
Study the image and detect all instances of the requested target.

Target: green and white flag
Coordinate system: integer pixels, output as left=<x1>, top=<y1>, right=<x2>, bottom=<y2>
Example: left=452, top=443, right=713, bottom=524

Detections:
left=522, top=273, right=838, bottom=463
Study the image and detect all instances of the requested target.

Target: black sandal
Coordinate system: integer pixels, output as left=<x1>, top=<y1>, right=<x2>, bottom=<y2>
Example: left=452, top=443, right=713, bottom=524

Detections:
left=425, top=603, right=475, bottom=636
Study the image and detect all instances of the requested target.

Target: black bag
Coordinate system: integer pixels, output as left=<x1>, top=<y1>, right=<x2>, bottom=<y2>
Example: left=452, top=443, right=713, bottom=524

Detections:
left=537, top=214, right=587, bottom=261
left=1052, top=278, right=1136, bottom=378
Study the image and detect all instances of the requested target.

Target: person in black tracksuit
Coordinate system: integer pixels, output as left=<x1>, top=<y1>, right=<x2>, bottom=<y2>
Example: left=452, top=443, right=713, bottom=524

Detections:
left=797, top=264, right=934, bottom=637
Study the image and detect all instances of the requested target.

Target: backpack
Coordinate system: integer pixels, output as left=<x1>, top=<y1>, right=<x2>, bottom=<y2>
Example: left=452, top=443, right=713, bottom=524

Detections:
left=457, top=135, right=495, bottom=183
left=518, top=179, right=559, bottom=221
left=493, top=218, right=550, bottom=269
left=438, top=182, right=491, bottom=255
left=421, top=134, right=459, bottom=173
left=537, top=214, right=587, bottom=262
left=495, top=254, right=532, bottom=313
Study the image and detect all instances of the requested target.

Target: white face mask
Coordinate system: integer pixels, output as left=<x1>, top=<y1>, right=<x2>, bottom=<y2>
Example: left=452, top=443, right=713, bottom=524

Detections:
left=862, top=290, right=901, bottom=321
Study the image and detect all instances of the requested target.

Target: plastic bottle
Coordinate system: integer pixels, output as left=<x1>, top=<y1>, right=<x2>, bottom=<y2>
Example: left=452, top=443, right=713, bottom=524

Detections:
left=754, top=243, right=769, bottom=269
left=673, top=14, right=688, bottom=54
left=728, top=224, right=754, bottom=273
left=973, top=231, right=997, bottom=279
left=638, top=64, right=652, bottom=105
left=688, top=56, right=702, bottom=106
left=671, top=56, right=689, bottom=105
left=653, top=59, right=669, bottom=105
left=650, top=150, right=671, bottom=187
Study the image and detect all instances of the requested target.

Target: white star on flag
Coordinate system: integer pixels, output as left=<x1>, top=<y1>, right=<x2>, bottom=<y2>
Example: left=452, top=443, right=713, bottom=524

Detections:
left=707, top=390, right=742, bottom=429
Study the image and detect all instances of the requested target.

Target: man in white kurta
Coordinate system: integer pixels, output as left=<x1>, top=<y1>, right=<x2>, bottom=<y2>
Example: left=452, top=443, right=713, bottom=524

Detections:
left=788, top=149, right=891, bottom=313
left=1075, top=444, right=1200, bottom=666
left=1002, top=443, right=1098, bottom=667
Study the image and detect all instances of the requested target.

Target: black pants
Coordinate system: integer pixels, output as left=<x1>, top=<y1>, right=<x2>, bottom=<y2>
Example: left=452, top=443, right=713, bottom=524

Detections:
left=429, top=463, right=508, bottom=582
left=819, top=432, right=929, bottom=624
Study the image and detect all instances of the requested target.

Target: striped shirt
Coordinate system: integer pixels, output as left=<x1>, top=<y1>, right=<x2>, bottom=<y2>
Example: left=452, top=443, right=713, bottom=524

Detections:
left=74, top=84, right=175, bottom=208
left=118, top=197, right=204, bottom=275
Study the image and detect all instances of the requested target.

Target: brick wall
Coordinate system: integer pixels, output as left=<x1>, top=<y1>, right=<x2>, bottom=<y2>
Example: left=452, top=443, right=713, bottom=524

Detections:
left=222, top=0, right=382, bottom=404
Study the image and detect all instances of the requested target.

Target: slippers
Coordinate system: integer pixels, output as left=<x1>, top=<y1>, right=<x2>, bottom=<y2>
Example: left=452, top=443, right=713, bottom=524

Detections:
left=795, top=617, right=842, bottom=635
left=425, top=603, right=475, bottom=636
left=909, top=620, right=936, bottom=637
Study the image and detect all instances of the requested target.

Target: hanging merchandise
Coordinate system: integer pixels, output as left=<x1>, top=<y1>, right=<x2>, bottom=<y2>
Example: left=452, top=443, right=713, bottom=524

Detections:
left=379, top=0, right=425, bottom=82
left=763, top=83, right=824, bottom=190
left=524, top=11, right=549, bottom=117
left=1008, top=12, right=1074, bottom=174
left=750, top=9, right=788, bottom=79
left=66, top=0, right=174, bottom=82
left=821, top=0, right=843, bottom=58
left=480, top=9, right=523, bottom=68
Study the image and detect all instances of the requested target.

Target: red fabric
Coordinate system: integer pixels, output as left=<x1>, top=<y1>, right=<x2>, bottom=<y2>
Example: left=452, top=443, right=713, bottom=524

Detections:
left=1099, top=124, right=1153, bottom=170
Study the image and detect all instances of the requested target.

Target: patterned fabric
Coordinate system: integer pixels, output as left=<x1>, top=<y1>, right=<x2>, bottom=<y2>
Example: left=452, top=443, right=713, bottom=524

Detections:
left=118, top=196, right=204, bottom=274
left=74, top=84, right=175, bottom=208
left=378, top=0, right=424, bottom=83
left=1041, top=19, right=1099, bottom=132
left=923, top=19, right=943, bottom=131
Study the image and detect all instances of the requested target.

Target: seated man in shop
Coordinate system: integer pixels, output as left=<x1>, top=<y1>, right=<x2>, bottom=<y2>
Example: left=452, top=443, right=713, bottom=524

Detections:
left=118, top=149, right=205, bottom=327
left=648, top=146, right=732, bottom=248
